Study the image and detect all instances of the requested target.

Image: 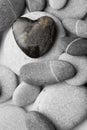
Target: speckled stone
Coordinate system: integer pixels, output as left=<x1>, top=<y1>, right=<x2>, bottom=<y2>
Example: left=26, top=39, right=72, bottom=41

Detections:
left=26, top=0, right=46, bottom=11
left=66, top=38, right=87, bottom=56
left=13, top=16, right=57, bottom=58
left=20, top=60, right=76, bottom=86
left=25, top=111, right=56, bottom=130
left=34, top=82, right=87, bottom=130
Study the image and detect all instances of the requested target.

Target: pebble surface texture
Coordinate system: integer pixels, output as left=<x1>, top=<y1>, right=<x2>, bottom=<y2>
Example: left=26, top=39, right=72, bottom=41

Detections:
left=0, top=0, right=25, bottom=31
left=0, top=65, right=17, bottom=103
left=59, top=53, right=87, bottom=86
left=26, top=0, right=46, bottom=11
left=20, top=60, right=76, bottom=86
left=46, top=0, right=87, bottom=20
left=0, top=12, right=65, bottom=75
left=66, top=38, right=87, bottom=56
left=13, top=16, right=57, bottom=58
left=49, top=0, right=67, bottom=10
left=63, top=18, right=87, bottom=38
left=0, top=105, right=28, bottom=130
left=25, top=111, right=56, bottom=130
left=13, top=82, right=40, bottom=107
left=34, top=82, right=87, bottom=130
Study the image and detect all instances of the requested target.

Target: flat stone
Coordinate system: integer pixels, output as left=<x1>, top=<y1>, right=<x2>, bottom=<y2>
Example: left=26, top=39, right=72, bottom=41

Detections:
left=0, top=12, right=65, bottom=75
left=49, top=0, right=67, bottom=10
left=34, top=82, right=87, bottom=130
left=20, top=60, right=76, bottom=86
left=26, top=0, right=46, bottom=11
left=66, top=38, right=87, bottom=56
left=0, top=65, right=17, bottom=103
left=59, top=53, right=87, bottom=86
left=25, top=111, right=56, bottom=130
left=13, top=82, right=40, bottom=107
left=13, top=16, right=57, bottom=58
left=0, top=105, right=27, bottom=130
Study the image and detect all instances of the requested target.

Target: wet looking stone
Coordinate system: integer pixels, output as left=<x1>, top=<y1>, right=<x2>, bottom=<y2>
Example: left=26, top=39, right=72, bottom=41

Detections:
left=12, top=16, right=57, bottom=58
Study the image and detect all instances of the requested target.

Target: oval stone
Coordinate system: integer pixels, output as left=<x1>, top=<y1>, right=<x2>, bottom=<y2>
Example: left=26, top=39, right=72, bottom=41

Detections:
left=66, top=38, right=87, bottom=56
left=25, top=111, right=56, bottom=130
left=20, top=60, right=76, bottom=86
left=12, top=16, right=57, bottom=58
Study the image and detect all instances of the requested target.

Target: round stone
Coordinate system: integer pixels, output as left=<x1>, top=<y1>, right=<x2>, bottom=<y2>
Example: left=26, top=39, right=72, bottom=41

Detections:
left=34, top=82, right=87, bottom=130
left=49, top=0, right=67, bottom=10
left=13, top=82, right=40, bottom=107
left=12, top=16, right=57, bottom=58
left=25, top=111, right=56, bottom=130
left=0, top=65, right=17, bottom=103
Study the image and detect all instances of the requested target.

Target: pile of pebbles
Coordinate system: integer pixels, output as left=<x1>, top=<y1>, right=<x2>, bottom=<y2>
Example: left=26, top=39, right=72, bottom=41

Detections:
left=0, top=0, right=87, bottom=130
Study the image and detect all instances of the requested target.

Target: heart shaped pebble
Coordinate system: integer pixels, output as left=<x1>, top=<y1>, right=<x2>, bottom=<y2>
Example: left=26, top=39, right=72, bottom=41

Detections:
left=25, top=111, right=56, bottom=130
left=0, top=105, right=27, bottom=130
left=34, top=82, right=87, bottom=130
left=13, top=82, right=40, bottom=107
left=13, top=16, right=57, bottom=58
left=20, top=60, right=76, bottom=86
left=59, top=53, right=87, bottom=86
left=66, top=38, right=87, bottom=56
left=0, top=65, right=17, bottom=103
left=26, top=0, right=46, bottom=11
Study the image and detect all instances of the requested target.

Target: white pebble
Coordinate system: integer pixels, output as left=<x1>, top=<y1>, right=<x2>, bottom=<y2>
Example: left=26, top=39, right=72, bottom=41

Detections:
left=34, top=82, right=87, bottom=130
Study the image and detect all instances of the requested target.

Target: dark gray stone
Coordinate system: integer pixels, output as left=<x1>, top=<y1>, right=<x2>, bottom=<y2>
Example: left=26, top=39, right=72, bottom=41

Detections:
left=13, top=16, right=57, bottom=58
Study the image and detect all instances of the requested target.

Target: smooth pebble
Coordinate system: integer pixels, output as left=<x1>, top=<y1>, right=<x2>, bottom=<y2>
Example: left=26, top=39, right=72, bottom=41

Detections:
left=26, top=0, right=46, bottom=11
left=59, top=53, right=87, bottom=86
left=13, top=16, right=57, bottom=58
left=34, top=82, right=87, bottom=130
left=0, top=65, right=17, bottom=103
left=66, top=38, right=87, bottom=56
left=74, top=120, right=87, bottom=130
left=0, top=12, right=65, bottom=75
left=20, top=60, right=76, bottom=86
left=63, top=18, right=87, bottom=38
left=0, top=105, right=28, bottom=130
left=25, top=111, right=56, bottom=130
left=49, top=0, right=67, bottom=10
left=13, top=82, right=40, bottom=107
